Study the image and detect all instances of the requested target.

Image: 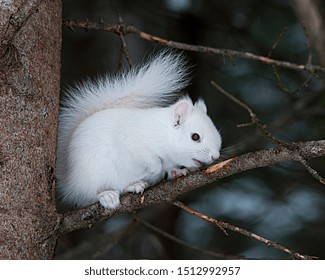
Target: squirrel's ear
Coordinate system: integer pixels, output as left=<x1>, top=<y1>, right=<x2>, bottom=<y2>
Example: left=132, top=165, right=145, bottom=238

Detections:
left=194, top=98, right=207, bottom=113
left=173, top=99, right=192, bottom=128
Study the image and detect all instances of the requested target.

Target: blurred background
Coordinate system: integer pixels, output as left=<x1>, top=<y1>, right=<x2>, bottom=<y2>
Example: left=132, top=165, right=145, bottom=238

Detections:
left=56, top=0, right=325, bottom=259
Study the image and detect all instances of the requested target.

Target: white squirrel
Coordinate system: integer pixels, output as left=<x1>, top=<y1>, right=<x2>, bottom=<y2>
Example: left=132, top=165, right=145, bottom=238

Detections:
left=56, top=50, right=222, bottom=210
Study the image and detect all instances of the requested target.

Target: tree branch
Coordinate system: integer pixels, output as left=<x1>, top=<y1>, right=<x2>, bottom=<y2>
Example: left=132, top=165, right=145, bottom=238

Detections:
left=172, top=201, right=316, bottom=259
left=211, top=80, right=325, bottom=185
left=61, top=20, right=325, bottom=73
left=211, top=80, right=285, bottom=145
left=135, top=216, right=246, bottom=259
left=59, top=140, right=325, bottom=235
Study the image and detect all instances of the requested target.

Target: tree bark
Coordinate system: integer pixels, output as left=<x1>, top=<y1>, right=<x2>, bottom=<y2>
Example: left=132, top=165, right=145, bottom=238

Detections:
left=0, top=0, right=61, bottom=259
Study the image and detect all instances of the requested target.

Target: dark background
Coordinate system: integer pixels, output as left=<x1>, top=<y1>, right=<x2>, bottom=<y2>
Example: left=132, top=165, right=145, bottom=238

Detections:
left=56, top=0, right=325, bottom=259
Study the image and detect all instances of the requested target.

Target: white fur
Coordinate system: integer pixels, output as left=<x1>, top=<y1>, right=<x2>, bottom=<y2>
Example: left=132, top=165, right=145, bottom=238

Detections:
left=56, top=51, right=222, bottom=209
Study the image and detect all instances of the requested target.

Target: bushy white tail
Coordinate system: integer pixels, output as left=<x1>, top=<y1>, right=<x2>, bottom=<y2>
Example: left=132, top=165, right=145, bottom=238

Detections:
left=59, top=50, right=189, bottom=130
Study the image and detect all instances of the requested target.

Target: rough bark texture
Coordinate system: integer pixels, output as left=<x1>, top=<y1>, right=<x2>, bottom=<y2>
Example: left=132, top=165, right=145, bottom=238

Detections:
left=0, top=0, right=61, bottom=259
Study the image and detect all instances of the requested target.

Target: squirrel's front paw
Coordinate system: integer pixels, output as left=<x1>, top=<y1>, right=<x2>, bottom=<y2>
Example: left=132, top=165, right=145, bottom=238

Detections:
left=169, top=168, right=190, bottom=179
left=98, top=190, right=120, bottom=209
left=126, top=180, right=148, bottom=194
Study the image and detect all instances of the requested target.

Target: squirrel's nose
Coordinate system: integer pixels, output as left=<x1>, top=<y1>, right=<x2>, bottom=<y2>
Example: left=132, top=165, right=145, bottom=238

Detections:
left=211, top=152, right=220, bottom=161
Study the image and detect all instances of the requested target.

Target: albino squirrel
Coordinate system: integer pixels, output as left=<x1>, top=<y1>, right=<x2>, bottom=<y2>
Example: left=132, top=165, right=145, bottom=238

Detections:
left=56, top=50, right=222, bottom=210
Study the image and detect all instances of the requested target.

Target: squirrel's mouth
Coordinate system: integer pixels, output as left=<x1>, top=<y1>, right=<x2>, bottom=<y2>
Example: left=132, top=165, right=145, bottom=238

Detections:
left=193, top=158, right=203, bottom=167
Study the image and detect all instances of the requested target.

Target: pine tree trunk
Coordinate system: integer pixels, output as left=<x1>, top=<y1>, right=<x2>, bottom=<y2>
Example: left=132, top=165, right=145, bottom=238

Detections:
left=0, top=0, right=61, bottom=259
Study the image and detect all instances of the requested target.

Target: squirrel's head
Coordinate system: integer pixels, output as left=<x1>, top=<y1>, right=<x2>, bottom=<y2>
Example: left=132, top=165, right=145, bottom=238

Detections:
left=170, top=96, right=222, bottom=169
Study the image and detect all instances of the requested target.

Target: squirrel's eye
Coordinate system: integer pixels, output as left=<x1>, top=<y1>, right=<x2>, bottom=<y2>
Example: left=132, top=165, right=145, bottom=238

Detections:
left=191, top=133, right=200, bottom=142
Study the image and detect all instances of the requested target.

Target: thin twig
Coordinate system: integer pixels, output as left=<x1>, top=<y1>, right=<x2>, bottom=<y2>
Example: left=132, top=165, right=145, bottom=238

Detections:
left=268, top=27, right=288, bottom=58
left=271, top=65, right=305, bottom=96
left=291, top=72, right=314, bottom=95
left=269, top=26, right=315, bottom=96
left=117, top=14, right=133, bottom=70
left=61, top=20, right=325, bottom=73
left=210, top=80, right=324, bottom=184
left=210, top=80, right=285, bottom=145
left=272, top=65, right=289, bottom=95
left=135, top=217, right=247, bottom=259
left=298, top=157, right=325, bottom=185
left=174, top=202, right=228, bottom=236
left=173, top=201, right=317, bottom=260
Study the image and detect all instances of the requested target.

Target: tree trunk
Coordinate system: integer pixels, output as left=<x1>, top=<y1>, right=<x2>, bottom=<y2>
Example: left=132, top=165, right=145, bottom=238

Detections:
left=0, top=0, right=61, bottom=259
